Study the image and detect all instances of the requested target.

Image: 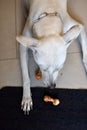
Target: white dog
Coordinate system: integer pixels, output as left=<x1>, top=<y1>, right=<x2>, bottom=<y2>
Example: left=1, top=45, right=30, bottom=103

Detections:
left=16, top=0, right=87, bottom=114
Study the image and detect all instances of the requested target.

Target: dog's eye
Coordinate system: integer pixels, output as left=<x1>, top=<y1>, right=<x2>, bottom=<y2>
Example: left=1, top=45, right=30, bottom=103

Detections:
left=40, top=65, right=49, bottom=72
left=43, top=68, right=48, bottom=72
left=54, top=64, right=63, bottom=72
left=34, top=50, right=37, bottom=54
left=54, top=68, right=59, bottom=72
left=42, top=67, right=49, bottom=72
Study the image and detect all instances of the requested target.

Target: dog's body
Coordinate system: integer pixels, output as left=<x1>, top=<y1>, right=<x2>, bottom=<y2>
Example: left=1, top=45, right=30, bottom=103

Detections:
left=17, top=0, right=87, bottom=114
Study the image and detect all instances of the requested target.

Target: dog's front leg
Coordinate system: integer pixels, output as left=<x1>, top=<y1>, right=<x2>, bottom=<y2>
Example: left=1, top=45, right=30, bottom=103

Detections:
left=62, top=13, right=87, bottom=73
left=18, top=18, right=33, bottom=114
left=78, top=26, right=87, bottom=73
left=20, top=44, right=33, bottom=114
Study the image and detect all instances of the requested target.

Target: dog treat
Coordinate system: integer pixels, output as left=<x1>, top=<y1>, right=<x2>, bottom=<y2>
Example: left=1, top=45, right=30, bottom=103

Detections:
left=43, top=95, right=60, bottom=106
left=35, top=69, right=42, bottom=80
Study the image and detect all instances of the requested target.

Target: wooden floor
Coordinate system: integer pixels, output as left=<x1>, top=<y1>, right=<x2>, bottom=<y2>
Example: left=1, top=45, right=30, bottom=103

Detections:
left=0, top=0, right=87, bottom=89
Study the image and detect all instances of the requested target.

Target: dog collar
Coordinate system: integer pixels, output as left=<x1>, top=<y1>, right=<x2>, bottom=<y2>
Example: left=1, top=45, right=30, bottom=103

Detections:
left=32, top=12, right=60, bottom=29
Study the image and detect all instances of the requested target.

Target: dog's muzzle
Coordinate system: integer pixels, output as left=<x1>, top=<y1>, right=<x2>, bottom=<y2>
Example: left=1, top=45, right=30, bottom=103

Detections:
left=48, top=83, right=56, bottom=89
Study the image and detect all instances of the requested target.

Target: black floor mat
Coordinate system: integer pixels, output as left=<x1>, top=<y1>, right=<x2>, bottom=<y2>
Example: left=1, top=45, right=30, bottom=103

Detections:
left=0, top=87, right=87, bottom=130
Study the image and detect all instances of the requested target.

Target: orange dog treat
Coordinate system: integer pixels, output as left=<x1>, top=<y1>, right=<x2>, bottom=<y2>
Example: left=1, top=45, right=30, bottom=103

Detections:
left=43, top=95, right=60, bottom=106
left=35, top=69, right=42, bottom=80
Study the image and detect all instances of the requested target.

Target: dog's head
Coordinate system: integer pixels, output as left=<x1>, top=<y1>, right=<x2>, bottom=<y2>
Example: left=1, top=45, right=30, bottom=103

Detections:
left=17, top=35, right=69, bottom=88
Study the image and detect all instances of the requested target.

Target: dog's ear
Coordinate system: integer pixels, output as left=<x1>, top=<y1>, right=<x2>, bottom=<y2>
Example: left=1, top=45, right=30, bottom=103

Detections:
left=16, top=36, right=40, bottom=48
left=62, top=25, right=80, bottom=48
left=62, top=33, right=73, bottom=48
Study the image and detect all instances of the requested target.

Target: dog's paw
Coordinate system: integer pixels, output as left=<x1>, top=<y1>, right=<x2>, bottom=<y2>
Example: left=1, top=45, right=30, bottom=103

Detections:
left=21, top=96, right=33, bottom=115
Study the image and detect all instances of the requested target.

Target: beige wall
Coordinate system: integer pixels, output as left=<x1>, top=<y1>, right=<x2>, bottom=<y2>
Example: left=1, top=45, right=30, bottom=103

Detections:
left=0, top=0, right=87, bottom=89
left=0, top=0, right=23, bottom=88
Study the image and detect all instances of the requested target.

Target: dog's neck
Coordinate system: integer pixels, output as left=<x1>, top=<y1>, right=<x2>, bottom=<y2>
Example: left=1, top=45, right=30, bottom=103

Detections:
left=32, top=12, right=63, bottom=39
left=32, top=12, right=60, bottom=27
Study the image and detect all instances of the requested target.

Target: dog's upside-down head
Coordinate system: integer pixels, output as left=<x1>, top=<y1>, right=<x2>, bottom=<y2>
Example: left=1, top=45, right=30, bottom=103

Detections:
left=17, top=34, right=68, bottom=89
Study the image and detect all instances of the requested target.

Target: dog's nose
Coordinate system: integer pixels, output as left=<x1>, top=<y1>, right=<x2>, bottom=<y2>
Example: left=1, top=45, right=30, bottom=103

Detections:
left=48, top=83, right=56, bottom=89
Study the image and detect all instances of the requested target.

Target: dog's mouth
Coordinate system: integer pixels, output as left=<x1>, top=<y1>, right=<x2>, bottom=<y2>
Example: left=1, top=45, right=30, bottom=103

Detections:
left=35, top=67, right=56, bottom=89
left=48, top=83, right=56, bottom=89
